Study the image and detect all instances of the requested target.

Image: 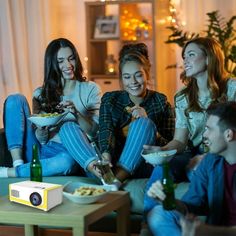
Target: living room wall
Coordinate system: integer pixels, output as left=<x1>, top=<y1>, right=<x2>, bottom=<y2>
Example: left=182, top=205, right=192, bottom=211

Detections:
left=0, top=0, right=235, bottom=127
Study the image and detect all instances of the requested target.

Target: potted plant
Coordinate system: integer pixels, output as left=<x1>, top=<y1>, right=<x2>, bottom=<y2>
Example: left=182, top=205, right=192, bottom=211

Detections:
left=165, top=11, right=236, bottom=77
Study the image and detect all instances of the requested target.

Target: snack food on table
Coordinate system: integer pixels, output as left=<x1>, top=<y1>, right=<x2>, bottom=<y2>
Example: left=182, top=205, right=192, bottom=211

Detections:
left=124, top=106, right=132, bottom=113
left=73, top=186, right=106, bottom=196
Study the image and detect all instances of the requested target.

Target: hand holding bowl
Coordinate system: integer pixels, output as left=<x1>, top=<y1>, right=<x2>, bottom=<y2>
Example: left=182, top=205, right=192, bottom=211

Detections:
left=141, top=147, right=177, bottom=166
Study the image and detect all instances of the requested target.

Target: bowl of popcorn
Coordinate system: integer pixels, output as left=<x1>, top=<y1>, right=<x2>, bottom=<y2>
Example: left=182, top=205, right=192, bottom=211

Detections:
left=28, top=112, right=67, bottom=127
left=141, top=149, right=177, bottom=166
left=63, top=182, right=108, bottom=204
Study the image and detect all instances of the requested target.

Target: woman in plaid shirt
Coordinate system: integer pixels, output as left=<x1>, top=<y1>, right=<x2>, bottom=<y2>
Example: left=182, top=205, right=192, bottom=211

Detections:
left=97, top=43, right=174, bottom=185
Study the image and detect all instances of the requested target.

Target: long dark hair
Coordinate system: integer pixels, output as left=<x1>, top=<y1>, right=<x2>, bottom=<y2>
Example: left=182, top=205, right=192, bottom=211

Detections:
left=40, top=38, right=86, bottom=112
left=175, top=37, right=228, bottom=114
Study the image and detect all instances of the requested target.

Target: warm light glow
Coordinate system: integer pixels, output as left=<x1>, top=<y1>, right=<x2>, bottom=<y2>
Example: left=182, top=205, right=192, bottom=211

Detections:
left=120, top=4, right=152, bottom=41
left=158, top=19, right=167, bottom=25
left=166, top=0, right=185, bottom=29
left=108, top=68, right=114, bottom=73
left=168, top=15, right=173, bottom=20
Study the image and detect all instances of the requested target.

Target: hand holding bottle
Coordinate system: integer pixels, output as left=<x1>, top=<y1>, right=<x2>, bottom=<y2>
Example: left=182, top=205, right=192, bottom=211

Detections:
left=147, top=180, right=165, bottom=200
left=147, top=162, right=176, bottom=210
left=91, top=142, right=116, bottom=184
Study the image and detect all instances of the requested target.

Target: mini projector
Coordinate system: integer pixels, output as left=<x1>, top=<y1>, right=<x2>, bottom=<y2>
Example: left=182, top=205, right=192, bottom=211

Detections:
left=9, top=180, right=63, bottom=211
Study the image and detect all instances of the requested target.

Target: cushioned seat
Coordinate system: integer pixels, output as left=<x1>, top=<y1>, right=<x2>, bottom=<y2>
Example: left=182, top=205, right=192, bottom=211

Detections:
left=0, top=128, right=189, bottom=234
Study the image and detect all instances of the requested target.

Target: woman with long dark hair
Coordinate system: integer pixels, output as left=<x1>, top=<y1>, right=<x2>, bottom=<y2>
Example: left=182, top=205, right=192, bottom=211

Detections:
left=0, top=38, right=102, bottom=178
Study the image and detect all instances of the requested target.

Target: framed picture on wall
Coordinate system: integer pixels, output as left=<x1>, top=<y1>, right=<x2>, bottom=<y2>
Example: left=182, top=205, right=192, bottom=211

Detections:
left=94, top=15, right=119, bottom=39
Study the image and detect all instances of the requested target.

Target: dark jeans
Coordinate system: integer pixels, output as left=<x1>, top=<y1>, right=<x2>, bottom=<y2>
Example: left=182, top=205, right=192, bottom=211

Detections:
left=143, top=150, right=194, bottom=216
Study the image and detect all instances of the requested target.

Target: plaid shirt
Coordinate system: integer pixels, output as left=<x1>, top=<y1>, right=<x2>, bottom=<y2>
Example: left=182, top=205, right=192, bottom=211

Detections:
left=98, top=90, right=175, bottom=155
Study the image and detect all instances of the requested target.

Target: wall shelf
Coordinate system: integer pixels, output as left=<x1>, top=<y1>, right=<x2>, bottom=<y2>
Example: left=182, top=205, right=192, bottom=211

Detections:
left=85, top=0, right=156, bottom=93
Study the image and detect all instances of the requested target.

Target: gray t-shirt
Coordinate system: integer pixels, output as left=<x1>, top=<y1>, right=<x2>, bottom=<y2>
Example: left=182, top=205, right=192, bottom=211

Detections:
left=33, top=80, right=102, bottom=142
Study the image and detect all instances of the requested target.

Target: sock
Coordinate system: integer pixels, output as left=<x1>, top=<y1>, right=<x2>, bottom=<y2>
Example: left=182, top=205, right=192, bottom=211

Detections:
left=13, top=159, right=24, bottom=167
left=0, top=167, right=8, bottom=178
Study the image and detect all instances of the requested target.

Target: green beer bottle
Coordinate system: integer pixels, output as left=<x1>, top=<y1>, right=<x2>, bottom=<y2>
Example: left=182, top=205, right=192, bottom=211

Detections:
left=30, top=144, right=42, bottom=182
left=162, top=162, right=176, bottom=210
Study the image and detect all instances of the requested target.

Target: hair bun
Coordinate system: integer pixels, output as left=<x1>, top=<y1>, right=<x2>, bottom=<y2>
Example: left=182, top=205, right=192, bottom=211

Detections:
left=119, top=43, right=149, bottom=61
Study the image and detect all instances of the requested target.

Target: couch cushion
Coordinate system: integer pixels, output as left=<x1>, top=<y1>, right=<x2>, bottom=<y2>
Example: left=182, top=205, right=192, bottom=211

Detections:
left=122, top=178, right=148, bottom=214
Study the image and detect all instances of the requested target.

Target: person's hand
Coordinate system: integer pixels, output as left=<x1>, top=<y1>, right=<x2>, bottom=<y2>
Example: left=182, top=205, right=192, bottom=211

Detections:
left=56, top=100, right=76, bottom=114
left=130, top=105, right=147, bottom=119
left=102, top=152, right=112, bottom=167
left=87, top=160, right=102, bottom=178
left=35, top=126, right=49, bottom=144
left=35, top=126, right=49, bottom=136
left=180, top=214, right=201, bottom=236
left=142, top=145, right=170, bottom=166
left=147, top=180, right=166, bottom=201
left=143, top=145, right=162, bottom=153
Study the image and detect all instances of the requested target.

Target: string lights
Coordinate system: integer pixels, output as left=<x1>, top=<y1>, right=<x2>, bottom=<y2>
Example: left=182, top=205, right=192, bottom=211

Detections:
left=120, top=4, right=152, bottom=41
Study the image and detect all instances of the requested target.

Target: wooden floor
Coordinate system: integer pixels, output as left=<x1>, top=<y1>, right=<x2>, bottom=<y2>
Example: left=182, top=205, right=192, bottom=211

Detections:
left=0, top=225, right=139, bottom=236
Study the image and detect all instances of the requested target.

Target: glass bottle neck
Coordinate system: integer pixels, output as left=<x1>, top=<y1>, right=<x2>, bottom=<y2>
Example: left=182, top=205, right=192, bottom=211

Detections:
left=162, top=162, right=170, bottom=177
left=32, top=145, right=39, bottom=161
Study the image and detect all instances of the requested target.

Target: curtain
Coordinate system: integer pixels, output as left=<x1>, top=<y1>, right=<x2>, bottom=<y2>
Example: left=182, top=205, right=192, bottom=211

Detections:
left=0, top=0, right=90, bottom=128
left=0, top=0, right=235, bottom=127
left=0, top=0, right=51, bottom=127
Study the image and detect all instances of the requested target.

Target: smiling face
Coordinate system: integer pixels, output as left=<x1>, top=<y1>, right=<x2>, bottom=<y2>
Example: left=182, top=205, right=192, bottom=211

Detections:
left=57, top=47, right=76, bottom=80
left=203, top=115, right=227, bottom=155
left=183, top=43, right=208, bottom=78
left=121, top=61, right=147, bottom=99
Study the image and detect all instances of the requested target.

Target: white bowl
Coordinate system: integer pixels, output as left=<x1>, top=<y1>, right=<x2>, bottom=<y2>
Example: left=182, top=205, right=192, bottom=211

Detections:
left=141, top=149, right=177, bottom=166
left=28, top=112, right=66, bottom=127
left=63, top=182, right=108, bottom=204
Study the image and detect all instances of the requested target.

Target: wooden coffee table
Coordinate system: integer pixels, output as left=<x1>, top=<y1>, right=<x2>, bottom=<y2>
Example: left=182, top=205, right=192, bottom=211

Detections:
left=0, top=191, right=130, bottom=236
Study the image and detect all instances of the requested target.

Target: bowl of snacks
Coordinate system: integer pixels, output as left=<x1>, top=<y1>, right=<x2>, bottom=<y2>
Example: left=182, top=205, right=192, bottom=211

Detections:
left=63, top=182, right=108, bottom=204
left=28, top=112, right=67, bottom=127
left=141, top=149, right=177, bottom=166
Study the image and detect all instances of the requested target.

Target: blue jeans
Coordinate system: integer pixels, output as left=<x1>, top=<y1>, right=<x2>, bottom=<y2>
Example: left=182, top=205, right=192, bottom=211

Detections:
left=147, top=205, right=182, bottom=236
left=118, top=117, right=157, bottom=177
left=4, top=94, right=98, bottom=177
left=144, top=151, right=193, bottom=215
left=16, top=141, right=78, bottom=177
left=4, top=94, right=38, bottom=162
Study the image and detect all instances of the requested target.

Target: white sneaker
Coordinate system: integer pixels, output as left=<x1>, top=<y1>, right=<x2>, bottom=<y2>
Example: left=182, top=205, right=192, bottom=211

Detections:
left=101, top=179, right=122, bottom=191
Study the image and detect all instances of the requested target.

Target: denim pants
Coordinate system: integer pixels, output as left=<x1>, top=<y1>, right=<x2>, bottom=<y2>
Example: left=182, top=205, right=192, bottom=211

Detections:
left=3, top=94, right=98, bottom=177
left=147, top=205, right=182, bottom=236
left=118, top=117, right=157, bottom=176
left=144, top=151, right=193, bottom=215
